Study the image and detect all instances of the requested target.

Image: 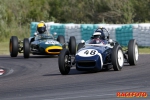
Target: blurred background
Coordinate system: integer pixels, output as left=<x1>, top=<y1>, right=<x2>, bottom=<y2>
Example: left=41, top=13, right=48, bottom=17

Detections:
left=0, top=0, right=150, bottom=41
left=0, top=0, right=150, bottom=54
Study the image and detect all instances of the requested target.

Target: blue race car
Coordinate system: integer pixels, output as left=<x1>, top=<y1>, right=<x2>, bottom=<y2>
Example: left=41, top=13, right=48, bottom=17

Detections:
left=58, top=27, right=139, bottom=75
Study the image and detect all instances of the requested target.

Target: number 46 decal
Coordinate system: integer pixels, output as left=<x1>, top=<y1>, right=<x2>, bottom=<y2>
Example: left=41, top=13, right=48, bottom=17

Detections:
left=84, top=50, right=96, bottom=55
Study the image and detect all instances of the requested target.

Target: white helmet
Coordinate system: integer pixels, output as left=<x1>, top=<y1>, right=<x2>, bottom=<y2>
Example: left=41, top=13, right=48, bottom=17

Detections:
left=93, top=32, right=101, bottom=36
left=93, top=32, right=102, bottom=39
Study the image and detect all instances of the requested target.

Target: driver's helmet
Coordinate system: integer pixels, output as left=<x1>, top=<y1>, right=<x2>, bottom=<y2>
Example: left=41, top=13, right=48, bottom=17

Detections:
left=37, top=21, right=46, bottom=34
left=93, top=31, right=102, bottom=39
left=94, top=28, right=105, bottom=40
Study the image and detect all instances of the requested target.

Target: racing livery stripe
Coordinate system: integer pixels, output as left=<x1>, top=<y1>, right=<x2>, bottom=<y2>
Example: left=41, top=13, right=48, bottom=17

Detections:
left=97, top=53, right=103, bottom=69
left=0, top=69, right=5, bottom=75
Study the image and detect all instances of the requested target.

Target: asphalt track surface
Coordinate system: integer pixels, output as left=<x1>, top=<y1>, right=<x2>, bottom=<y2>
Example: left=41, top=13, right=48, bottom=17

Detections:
left=0, top=54, right=149, bottom=100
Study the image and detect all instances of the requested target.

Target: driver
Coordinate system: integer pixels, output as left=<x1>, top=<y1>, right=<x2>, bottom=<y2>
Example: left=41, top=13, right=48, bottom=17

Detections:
left=94, top=28, right=105, bottom=40
left=34, top=21, right=52, bottom=39
left=34, top=21, right=49, bottom=36
left=90, top=31, right=107, bottom=44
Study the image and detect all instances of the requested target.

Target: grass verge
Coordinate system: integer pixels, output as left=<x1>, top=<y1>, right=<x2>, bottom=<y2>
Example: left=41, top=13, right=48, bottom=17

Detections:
left=0, top=42, right=9, bottom=55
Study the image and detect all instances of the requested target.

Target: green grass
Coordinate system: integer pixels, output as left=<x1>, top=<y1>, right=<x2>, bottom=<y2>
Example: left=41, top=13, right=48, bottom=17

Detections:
left=0, top=42, right=150, bottom=55
left=0, top=42, right=9, bottom=55
left=139, top=47, right=150, bottom=54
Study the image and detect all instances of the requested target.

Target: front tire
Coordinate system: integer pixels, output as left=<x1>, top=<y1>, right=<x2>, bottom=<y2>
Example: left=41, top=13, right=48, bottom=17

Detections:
left=128, top=39, right=138, bottom=65
left=23, top=38, right=30, bottom=58
left=68, top=36, right=76, bottom=55
left=58, top=49, right=70, bottom=75
left=9, top=36, right=19, bottom=57
left=112, top=44, right=124, bottom=71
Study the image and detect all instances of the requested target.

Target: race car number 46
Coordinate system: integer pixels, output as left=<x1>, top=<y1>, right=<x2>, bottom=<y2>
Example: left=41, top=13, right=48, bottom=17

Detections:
left=77, top=49, right=98, bottom=57
left=45, top=41, right=59, bottom=44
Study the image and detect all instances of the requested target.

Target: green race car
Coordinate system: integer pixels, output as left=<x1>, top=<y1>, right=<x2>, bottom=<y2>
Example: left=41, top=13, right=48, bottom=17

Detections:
left=9, top=33, right=66, bottom=58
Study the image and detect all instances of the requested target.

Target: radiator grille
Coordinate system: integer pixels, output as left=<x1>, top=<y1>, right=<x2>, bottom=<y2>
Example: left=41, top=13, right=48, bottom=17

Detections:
left=77, top=60, right=96, bottom=67
left=48, top=49, right=61, bottom=52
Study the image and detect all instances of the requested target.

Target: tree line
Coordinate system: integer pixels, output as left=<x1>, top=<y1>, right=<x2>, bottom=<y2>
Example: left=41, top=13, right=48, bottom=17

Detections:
left=0, top=0, right=150, bottom=41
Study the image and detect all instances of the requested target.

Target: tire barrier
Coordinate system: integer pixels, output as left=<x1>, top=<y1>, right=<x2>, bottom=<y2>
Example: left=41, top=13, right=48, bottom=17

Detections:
left=30, top=22, right=150, bottom=46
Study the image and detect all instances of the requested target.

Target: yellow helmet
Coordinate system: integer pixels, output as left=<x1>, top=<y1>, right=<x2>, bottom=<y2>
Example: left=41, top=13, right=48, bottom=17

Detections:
left=37, top=21, right=46, bottom=34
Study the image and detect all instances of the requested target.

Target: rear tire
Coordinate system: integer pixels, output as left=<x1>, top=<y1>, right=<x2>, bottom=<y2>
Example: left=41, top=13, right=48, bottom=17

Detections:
left=23, top=38, right=30, bottom=58
left=57, top=35, right=66, bottom=48
left=68, top=36, right=76, bottom=55
left=9, top=36, right=19, bottom=57
left=58, top=49, right=70, bottom=75
left=128, top=39, right=138, bottom=65
left=112, top=44, right=124, bottom=71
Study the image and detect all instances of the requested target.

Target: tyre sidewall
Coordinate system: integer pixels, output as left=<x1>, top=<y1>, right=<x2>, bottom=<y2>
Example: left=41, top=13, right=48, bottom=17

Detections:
left=112, top=44, right=124, bottom=71
left=68, top=36, right=76, bottom=55
left=128, top=39, right=138, bottom=65
left=58, top=49, right=70, bottom=75
left=57, top=35, right=66, bottom=48
left=10, top=36, right=19, bottom=57
left=23, top=38, right=30, bottom=58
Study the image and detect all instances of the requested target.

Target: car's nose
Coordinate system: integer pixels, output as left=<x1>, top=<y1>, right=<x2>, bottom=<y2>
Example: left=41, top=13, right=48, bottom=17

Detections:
left=45, top=46, right=62, bottom=54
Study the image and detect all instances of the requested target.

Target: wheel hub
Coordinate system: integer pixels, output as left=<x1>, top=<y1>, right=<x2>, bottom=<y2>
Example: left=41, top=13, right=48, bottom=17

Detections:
left=64, top=55, right=71, bottom=68
left=135, top=44, right=138, bottom=61
left=118, top=50, right=123, bottom=67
